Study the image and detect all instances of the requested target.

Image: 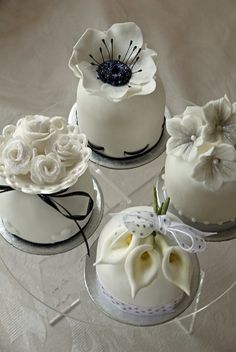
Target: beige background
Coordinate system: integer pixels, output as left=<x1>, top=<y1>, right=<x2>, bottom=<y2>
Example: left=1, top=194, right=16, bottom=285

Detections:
left=0, top=0, right=236, bottom=351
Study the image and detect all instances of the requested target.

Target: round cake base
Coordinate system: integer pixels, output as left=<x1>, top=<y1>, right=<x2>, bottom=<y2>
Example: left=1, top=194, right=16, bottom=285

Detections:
left=157, top=168, right=236, bottom=242
left=0, top=178, right=104, bottom=255
left=84, top=239, right=200, bottom=327
left=68, top=102, right=170, bottom=170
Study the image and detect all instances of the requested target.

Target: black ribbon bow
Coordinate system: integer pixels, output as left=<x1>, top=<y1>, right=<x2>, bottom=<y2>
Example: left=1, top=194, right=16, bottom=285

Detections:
left=0, top=184, right=94, bottom=256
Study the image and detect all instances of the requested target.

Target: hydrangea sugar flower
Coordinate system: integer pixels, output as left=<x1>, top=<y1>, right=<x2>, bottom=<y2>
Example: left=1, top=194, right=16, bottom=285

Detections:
left=192, top=143, right=236, bottom=191
left=166, top=107, right=204, bottom=161
left=202, top=95, right=236, bottom=145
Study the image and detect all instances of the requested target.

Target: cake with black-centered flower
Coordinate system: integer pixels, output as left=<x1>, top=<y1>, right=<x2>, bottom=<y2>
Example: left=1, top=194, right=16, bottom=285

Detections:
left=69, top=22, right=165, bottom=159
left=0, top=115, right=95, bottom=244
left=165, top=95, right=236, bottom=225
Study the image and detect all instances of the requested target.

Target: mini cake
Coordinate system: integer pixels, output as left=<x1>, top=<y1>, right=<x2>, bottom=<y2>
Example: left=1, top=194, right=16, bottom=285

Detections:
left=69, top=22, right=165, bottom=159
left=94, top=203, right=199, bottom=315
left=165, top=95, right=236, bottom=225
left=0, top=115, right=95, bottom=244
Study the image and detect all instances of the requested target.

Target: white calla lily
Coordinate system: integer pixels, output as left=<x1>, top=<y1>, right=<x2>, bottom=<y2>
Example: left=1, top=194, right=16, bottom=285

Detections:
left=94, top=226, right=140, bottom=265
left=124, top=244, right=161, bottom=298
left=162, top=246, right=192, bottom=296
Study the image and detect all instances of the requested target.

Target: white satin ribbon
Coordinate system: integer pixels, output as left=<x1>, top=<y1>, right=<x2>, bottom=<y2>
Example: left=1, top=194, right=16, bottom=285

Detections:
left=120, top=211, right=216, bottom=253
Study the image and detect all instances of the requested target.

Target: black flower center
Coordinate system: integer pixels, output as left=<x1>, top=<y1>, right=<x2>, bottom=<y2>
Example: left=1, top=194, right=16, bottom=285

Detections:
left=89, top=39, right=142, bottom=87
left=96, top=60, right=132, bottom=86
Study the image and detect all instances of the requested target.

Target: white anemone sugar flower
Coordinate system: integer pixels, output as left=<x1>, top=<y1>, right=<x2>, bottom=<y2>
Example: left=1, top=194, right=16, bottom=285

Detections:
left=166, top=106, right=205, bottom=161
left=202, top=95, right=236, bottom=145
left=69, top=22, right=157, bottom=102
left=192, top=143, right=236, bottom=191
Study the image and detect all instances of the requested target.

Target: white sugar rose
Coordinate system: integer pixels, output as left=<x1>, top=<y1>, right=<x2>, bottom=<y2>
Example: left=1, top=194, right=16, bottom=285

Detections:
left=48, top=133, right=88, bottom=167
left=50, top=116, right=68, bottom=134
left=31, top=153, right=65, bottom=184
left=2, top=138, right=32, bottom=175
left=14, top=115, right=56, bottom=154
left=2, top=125, right=16, bottom=138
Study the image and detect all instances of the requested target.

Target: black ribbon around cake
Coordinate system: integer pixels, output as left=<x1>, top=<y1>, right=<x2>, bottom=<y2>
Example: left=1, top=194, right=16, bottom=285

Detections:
left=0, top=185, right=94, bottom=255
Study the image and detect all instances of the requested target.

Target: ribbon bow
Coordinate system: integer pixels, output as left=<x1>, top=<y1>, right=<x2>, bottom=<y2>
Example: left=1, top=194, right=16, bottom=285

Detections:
left=0, top=185, right=93, bottom=256
left=122, top=211, right=216, bottom=253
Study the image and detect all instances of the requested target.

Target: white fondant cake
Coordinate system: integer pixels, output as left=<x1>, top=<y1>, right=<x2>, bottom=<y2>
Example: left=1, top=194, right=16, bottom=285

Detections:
left=165, top=96, right=236, bottom=224
left=0, top=115, right=95, bottom=244
left=95, top=206, right=193, bottom=314
left=69, top=22, right=165, bottom=159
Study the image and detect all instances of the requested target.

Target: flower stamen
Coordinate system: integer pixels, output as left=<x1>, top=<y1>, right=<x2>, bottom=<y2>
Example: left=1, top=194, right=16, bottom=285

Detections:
left=89, top=40, right=143, bottom=86
left=131, top=56, right=140, bottom=70
left=129, top=47, right=141, bottom=65
left=111, top=38, right=113, bottom=60
left=89, top=54, right=100, bottom=65
left=122, top=40, right=133, bottom=62
left=102, top=39, right=110, bottom=59
left=99, top=47, right=105, bottom=62
left=125, top=45, right=137, bottom=64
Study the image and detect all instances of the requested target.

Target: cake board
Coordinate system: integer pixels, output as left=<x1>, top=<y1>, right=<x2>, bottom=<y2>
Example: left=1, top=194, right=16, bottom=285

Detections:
left=0, top=178, right=104, bottom=255
left=156, top=168, right=236, bottom=242
left=84, top=239, right=200, bottom=327
left=68, top=102, right=171, bottom=170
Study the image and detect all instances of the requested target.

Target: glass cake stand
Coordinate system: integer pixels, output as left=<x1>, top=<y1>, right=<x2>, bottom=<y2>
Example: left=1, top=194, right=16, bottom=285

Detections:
left=0, top=158, right=235, bottom=334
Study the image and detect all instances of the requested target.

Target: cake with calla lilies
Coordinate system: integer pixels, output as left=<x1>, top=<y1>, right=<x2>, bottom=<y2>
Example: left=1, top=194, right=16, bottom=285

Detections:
left=94, top=191, right=207, bottom=316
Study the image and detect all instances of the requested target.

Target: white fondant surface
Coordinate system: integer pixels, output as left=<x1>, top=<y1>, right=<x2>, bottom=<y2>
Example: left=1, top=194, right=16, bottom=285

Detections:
left=77, top=77, right=165, bottom=158
left=96, top=206, right=191, bottom=308
left=0, top=169, right=95, bottom=244
left=165, top=154, right=236, bottom=224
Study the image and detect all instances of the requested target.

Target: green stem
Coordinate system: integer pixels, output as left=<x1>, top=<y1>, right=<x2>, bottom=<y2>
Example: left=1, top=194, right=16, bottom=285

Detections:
left=161, top=197, right=170, bottom=215
left=152, top=185, right=159, bottom=215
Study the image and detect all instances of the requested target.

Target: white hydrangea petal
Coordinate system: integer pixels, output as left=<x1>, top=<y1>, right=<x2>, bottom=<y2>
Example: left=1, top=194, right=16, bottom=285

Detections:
left=220, top=160, right=236, bottom=181
left=201, top=124, right=218, bottom=143
left=182, top=115, right=202, bottom=133
left=220, top=95, right=232, bottom=121
left=213, top=144, right=236, bottom=161
left=187, top=145, right=198, bottom=161
left=166, top=117, right=185, bottom=138
left=184, top=106, right=206, bottom=122
left=203, top=100, right=219, bottom=124
left=125, top=244, right=161, bottom=298
left=191, top=145, right=236, bottom=191
left=166, top=138, right=193, bottom=160
left=192, top=155, right=213, bottom=183
left=162, top=246, right=192, bottom=295
left=223, top=114, right=236, bottom=144
left=106, top=22, right=143, bottom=62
